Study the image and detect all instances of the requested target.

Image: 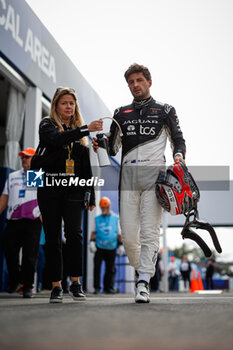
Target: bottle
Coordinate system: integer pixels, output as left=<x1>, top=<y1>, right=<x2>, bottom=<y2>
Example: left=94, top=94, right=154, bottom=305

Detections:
left=96, top=133, right=111, bottom=167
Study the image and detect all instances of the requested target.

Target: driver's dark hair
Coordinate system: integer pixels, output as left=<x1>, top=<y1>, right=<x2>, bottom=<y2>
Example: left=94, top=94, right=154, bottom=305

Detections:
left=124, top=63, right=152, bottom=82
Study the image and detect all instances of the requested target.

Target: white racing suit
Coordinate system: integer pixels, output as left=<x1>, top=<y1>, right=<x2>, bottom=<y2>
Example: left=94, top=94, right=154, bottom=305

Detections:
left=108, top=97, right=186, bottom=277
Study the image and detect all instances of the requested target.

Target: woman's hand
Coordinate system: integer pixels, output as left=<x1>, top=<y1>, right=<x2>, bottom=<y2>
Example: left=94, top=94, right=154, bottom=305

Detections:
left=87, top=119, right=103, bottom=132
left=88, top=205, right=96, bottom=211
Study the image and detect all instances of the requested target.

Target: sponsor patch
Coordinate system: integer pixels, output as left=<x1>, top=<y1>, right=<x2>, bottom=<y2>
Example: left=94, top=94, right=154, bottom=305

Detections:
left=122, top=119, right=158, bottom=125
left=127, top=125, right=135, bottom=131
left=139, top=125, right=156, bottom=135
left=147, top=116, right=159, bottom=119
left=150, top=109, right=161, bottom=114
left=126, top=124, right=136, bottom=135
left=123, top=109, right=134, bottom=113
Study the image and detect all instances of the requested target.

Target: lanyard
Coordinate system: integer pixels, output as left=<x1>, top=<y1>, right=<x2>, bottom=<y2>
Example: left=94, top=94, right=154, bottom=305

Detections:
left=67, top=143, right=73, bottom=160
left=62, top=123, right=73, bottom=160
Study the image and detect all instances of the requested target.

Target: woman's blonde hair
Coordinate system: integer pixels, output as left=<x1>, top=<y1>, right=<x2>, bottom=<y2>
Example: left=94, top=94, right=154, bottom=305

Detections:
left=49, top=87, right=88, bottom=147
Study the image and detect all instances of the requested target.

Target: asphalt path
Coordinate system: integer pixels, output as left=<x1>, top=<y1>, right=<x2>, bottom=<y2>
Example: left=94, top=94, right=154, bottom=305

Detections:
left=0, top=292, right=233, bottom=350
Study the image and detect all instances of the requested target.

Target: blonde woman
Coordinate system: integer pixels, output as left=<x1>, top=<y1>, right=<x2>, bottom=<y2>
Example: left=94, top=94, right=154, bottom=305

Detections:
left=37, top=87, right=102, bottom=303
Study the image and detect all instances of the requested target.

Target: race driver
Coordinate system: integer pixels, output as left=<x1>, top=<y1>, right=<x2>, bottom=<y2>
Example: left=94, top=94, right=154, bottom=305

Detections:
left=93, top=63, right=186, bottom=303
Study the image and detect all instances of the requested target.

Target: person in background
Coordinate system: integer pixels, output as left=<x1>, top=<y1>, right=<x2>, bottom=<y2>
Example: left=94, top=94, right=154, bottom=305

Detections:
left=180, top=255, right=191, bottom=290
left=0, top=147, right=41, bottom=298
left=205, top=256, right=216, bottom=290
left=36, top=87, right=102, bottom=303
left=89, top=197, right=124, bottom=294
left=168, top=256, right=180, bottom=291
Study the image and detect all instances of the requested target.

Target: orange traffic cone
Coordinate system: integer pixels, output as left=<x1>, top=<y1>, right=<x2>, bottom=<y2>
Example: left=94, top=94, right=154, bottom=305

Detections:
left=197, top=271, right=204, bottom=291
left=190, top=270, right=199, bottom=293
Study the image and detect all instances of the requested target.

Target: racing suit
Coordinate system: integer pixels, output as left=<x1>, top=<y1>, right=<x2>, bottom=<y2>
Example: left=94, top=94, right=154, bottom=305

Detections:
left=108, top=97, right=186, bottom=277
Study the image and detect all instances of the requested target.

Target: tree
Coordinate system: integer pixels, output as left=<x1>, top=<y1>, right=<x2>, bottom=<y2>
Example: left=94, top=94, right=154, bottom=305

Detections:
left=169, top=243, right=214, bottom=263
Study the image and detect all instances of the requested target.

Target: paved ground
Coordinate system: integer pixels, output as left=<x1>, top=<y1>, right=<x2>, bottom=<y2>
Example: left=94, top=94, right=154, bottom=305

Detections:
left=0, top=291, right=233, bottom=350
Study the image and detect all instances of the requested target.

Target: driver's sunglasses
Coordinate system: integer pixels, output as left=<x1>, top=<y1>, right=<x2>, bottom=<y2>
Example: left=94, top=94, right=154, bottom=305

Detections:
left=21, top=155, right=31, bottom=159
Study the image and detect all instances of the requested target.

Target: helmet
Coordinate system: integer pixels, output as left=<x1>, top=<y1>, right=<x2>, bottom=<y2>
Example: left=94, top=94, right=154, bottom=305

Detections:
left=99, top=197, right=111, bottom=208
left=155, top=163, right=222, bottom=258
left=155, top=162, right=200, bottom=216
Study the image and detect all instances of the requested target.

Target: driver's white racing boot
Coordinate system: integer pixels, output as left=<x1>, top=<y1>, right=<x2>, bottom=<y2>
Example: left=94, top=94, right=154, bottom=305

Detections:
left=135, top=280, right=150, bottom=303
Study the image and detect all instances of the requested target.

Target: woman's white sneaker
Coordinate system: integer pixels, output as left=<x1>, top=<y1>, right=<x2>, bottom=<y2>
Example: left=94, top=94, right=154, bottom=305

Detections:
left=135, top=280, right=150, bottom=303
